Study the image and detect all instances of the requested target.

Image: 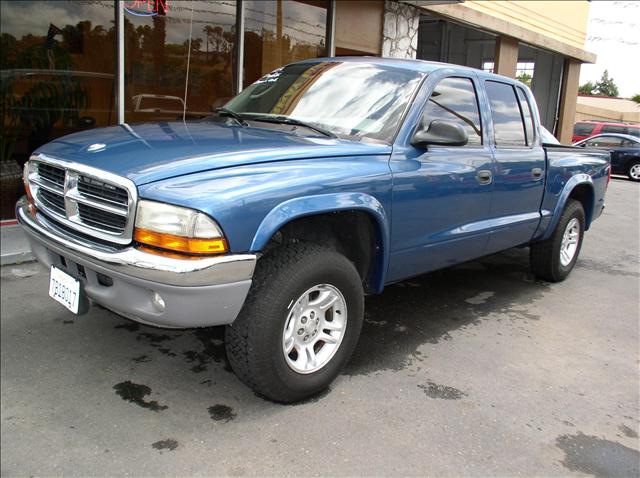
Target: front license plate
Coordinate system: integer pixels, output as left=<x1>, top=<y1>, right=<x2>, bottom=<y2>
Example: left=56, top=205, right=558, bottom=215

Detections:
left=49, top=266, right=81, bottom=314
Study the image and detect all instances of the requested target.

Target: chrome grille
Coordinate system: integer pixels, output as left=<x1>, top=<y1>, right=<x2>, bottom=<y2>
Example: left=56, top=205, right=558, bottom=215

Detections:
left=77, top=203, right=127, bottom=233
left=39, top=188, right=67, bottom=215
left=27, top=154, right=137, bottom=245
left=38, top=163, right=65, bottom=187
left=78, top=175, right=129, bottom=206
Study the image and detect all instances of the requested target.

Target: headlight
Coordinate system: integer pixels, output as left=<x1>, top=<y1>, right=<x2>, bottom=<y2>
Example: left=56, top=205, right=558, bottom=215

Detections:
left=134, top=200, right=227, bottom=256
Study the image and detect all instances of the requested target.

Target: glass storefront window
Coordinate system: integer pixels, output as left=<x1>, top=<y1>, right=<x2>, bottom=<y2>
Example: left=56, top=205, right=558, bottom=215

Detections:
left=124, top=0, right=237, bottom=123
left=243, top=0, right=327, bottom=88
left=0, top=0, right=333, bottom=219
left=1, top=0, right=116, bottom=218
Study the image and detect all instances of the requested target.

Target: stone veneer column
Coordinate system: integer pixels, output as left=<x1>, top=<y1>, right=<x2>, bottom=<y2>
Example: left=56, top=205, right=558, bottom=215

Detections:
left=381, top=0, right=420, bottom=59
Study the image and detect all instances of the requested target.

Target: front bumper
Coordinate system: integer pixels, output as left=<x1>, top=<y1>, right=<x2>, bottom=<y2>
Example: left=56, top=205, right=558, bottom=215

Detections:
left=16, top=198, right=256, bottom=328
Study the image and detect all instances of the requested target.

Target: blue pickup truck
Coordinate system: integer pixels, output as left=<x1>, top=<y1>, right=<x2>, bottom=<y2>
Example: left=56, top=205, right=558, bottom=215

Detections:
left=18, top=58, right=610, bottom=402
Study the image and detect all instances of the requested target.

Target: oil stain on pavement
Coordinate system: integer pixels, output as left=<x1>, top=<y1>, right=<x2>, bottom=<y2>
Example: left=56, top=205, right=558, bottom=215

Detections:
left=152, top=439, right=179, bottom=453
left=112, top=316, right=232, bottom=375
left=556, top=432, right=640, bottom=477
left=208, top=404, right=236, bottom=422
left=183, top=328, right=231, bottom=373
left=418, top=381, right=467, bottom=399
left=132, top=355, right=151, bottom=363
left=114, top=322, right=140, bottom=332
left=113, top=381, right=168, bottom=412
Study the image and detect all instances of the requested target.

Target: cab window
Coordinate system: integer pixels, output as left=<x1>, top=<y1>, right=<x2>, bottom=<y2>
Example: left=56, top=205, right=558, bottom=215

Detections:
left=485, top=81, right=527, bottom=147
left=516, top=87, right=535, bottom=146
left=421, top=77, right=482, bottom=146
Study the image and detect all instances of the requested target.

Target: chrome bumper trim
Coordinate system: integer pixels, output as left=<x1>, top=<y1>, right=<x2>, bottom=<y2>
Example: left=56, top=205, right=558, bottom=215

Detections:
left=17, top=197, right=256, bottom=287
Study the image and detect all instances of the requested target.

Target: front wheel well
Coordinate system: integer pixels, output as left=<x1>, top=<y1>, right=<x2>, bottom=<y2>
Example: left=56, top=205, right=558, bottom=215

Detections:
left=262, top=211, right=382, bottom=294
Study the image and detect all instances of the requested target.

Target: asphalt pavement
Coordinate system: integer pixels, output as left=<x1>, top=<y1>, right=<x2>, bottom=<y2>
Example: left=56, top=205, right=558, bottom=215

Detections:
left=1, top=178, right=639, bottom=477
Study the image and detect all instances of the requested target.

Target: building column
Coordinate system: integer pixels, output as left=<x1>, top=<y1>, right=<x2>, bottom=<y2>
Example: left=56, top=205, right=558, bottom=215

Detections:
left=381, top=0, right=420, bottom=59
left=494, top=35, right=518, bottom=78
left=234, top=0, right=245, bottom=94
left=556, top=59, right=581, bottom=144
left=326, top=0, right=336, bottom=57
left=116, top=0, right=125, bottom=124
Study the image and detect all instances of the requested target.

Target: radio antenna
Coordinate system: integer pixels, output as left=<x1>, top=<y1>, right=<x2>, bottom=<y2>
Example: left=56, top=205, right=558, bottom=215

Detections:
left=183, top=4, right=194, bottom=124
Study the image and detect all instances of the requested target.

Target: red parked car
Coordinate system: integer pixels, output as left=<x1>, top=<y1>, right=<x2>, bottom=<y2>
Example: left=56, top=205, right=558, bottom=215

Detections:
left=573, top=120, right=640, bottom=143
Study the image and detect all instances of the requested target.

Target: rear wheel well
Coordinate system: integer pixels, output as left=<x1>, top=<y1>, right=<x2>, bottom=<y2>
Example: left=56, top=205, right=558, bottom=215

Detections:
left=263, top=211, right=381, bottom=294
left=568, top=184, right=594, bottom=229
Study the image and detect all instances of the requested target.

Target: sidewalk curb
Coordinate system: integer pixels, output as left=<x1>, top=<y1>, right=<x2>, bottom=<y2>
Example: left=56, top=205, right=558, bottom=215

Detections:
left=1, top=222, right=34, bottom=266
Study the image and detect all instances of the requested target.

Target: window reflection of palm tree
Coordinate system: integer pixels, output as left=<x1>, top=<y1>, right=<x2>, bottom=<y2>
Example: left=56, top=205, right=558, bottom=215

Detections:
left=44, top=23, right=62, bottom=70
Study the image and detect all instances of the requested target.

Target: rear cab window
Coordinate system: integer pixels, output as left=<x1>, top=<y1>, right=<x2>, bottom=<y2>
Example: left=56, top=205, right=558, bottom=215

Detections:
left=516, top=87, right=535, bottom=146
left=485, top=80, right=527, bottom=147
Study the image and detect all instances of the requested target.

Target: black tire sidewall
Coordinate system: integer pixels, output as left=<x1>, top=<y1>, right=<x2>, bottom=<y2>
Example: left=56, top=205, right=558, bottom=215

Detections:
left=551, top=201, right=585, bottom=281
left=246, top=247, right=363, bottom=401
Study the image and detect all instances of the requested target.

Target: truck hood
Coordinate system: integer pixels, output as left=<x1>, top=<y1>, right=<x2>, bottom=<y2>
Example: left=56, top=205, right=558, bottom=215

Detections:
left=35, top=121, right=391, bottom=185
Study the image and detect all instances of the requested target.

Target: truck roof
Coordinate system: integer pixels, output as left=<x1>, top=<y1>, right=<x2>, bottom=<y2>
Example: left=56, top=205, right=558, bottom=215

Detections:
left=298, top=56, right=520, bottom=84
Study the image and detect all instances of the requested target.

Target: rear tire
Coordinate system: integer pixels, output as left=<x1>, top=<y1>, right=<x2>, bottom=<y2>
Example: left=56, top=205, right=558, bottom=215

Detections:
left=530, top=199, right=585, bottom=282
left=225, top=243, right=364, bottom=403
left=627, top=161, right=640, bottom=182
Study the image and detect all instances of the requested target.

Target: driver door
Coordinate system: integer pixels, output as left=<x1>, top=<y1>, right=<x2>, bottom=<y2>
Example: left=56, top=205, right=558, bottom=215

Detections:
left=387, top=74, right=495, bottom=283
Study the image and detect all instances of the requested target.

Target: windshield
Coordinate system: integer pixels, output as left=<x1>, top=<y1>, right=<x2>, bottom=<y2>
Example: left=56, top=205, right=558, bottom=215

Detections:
left=225, top=61, right=424, bottom=143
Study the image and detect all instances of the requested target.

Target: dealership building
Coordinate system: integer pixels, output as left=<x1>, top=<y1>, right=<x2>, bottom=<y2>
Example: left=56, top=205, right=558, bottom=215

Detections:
left=1, top=0, right=595, bottom=223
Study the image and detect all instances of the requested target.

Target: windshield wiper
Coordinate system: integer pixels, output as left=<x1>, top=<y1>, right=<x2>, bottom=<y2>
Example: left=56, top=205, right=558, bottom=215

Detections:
left=214, top=107, right=249, bottom=127
left=243, top=114, right=337, bottom=138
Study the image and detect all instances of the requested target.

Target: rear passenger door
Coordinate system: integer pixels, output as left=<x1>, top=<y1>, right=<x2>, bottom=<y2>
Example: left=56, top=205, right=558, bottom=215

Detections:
left=484, top=81, right=546, bottom=254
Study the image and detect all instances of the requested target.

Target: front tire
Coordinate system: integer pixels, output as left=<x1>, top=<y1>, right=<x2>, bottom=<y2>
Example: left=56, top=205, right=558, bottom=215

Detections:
left=530, top=199, right=585, bottom=282
left=627, top=161, right=640, bottom=182
left=225, top=243, right=364, bottom=403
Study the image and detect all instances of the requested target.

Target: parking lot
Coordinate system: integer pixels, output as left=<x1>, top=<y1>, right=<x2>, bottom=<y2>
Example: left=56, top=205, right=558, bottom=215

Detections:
left=1, top=178, right=638, bottom=477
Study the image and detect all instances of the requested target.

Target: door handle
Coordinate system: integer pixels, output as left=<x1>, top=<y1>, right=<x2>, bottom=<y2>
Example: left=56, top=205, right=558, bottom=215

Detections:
left=476, top=170, right=492, bottom=185
left=532, top=168, right=543, bottom=180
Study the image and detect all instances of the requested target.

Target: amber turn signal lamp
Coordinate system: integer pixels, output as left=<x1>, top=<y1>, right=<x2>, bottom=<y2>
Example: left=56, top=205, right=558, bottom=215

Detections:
left=134, top=228, right=228, bottom=256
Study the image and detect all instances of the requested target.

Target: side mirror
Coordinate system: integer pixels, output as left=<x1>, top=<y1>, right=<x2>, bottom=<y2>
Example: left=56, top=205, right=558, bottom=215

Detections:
left=412, top=119, right=468, bottom=148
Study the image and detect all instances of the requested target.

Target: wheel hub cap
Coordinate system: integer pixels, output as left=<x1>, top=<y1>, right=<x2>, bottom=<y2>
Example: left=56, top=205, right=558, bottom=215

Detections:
left=560, top=218, right=580, bottom=266
left=282, top=284, right=347, bottom=374
left=630, top=164, right=640, bottom=179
